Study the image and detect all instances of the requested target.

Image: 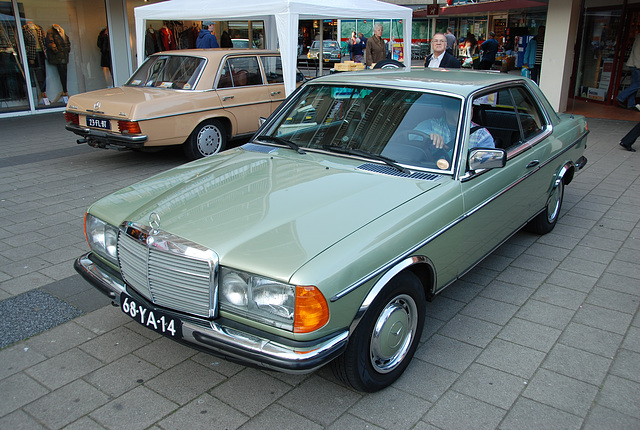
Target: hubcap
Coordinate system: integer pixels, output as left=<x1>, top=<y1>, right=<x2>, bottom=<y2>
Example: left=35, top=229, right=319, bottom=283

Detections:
left=370, top=294, right=418, bottom=373
left=197, top=125, right=222, bottom=156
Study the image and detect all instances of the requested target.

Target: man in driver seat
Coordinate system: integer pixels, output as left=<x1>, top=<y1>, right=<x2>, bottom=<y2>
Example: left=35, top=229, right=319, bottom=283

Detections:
left=414, top=100, right=494, bottom=153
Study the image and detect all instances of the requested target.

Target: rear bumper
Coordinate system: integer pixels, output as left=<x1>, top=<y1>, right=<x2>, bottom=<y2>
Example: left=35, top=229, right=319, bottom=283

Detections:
left=74, top=252, right=348, bottom=373
left=66, top=123, right=148, bottom=149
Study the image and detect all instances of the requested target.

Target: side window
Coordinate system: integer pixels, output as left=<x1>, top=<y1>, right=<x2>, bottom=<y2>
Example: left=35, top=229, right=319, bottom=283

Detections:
left=224, top=56, right=263, bottom=87
left=260, top=56, right=284, bottom=84
left=471, top=89, right=521, bottom=150
left=511, top=87, right=546, bottom=140
left=217, top=62, right=232, bottom=89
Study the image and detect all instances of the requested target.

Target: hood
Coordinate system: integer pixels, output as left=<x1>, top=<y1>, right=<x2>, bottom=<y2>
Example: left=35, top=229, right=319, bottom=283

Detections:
left=66, top=86, right=210, bottom=120
left=90, top=147, right=441, bottom=281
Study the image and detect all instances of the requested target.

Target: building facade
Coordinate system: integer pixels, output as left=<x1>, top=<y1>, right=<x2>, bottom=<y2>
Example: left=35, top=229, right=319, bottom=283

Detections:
left=1, top=0, right=639, bottom=118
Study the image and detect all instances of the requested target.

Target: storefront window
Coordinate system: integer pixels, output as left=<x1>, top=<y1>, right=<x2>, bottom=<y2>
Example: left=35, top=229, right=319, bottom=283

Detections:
left=0, top=0, right=109, bottom=114
left=575, top=9, right=621, bottom=102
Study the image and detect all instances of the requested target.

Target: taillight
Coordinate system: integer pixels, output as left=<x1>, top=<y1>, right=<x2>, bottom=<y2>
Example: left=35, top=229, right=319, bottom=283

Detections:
left=117, top=120, right=142, bottom=134
left=64, top=112, right=79, bottom=125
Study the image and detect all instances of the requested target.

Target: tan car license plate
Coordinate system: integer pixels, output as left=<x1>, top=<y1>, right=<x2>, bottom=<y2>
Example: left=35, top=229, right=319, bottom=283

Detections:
left=121, top=293, right=182, bottom=338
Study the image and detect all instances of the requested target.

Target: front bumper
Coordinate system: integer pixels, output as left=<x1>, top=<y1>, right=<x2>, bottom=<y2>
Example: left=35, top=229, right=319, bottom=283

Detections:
left=74, top=252, right=348, bottom=373
left=66, top=123, right=148, bottom=150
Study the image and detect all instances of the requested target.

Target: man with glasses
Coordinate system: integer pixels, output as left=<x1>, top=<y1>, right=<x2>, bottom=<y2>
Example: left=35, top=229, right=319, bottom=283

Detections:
left=424, top=33, right=461, bottom=69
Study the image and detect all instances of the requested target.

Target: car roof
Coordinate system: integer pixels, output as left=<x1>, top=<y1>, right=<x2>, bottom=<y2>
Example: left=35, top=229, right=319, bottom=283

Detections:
left=151, top=48, right=280, bottom=60
left=310, top=68, right=532, bottom=99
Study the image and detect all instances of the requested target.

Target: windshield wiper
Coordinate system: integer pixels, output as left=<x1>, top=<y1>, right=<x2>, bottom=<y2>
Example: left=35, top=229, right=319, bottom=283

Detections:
left=255, top=135, right=306, bottom=154
left=323, top=145, right=409, bottom=174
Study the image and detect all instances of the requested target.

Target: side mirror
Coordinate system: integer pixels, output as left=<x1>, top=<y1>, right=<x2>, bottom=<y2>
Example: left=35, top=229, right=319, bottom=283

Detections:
left=468, top=148, right=506, bottom=171
left=259, top=117, right=267, bottom=126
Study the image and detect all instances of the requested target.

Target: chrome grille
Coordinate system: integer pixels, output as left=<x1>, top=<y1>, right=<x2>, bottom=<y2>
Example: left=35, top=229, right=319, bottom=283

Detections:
left=117, top=224, right=217, bottom=318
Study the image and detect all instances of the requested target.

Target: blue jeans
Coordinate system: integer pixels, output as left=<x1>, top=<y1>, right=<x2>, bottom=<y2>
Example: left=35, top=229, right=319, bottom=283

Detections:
left=617, top=67, right=640, bottom=107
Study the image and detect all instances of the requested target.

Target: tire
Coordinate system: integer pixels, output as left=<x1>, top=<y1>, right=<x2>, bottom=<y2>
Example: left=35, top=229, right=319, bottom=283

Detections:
left=332, top=271, right=425, bottom=392
left=373, top=59, right=406, bottom=69
left=183, top=119, right=227, bottom=160
left=525, top=178, right=564, bottom=235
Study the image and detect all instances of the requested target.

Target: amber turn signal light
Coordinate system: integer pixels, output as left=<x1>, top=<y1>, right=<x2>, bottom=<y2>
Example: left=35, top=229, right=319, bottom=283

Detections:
left=294, top=286, right=329, bottom=333
left=117, top=120, right=142, bottom=134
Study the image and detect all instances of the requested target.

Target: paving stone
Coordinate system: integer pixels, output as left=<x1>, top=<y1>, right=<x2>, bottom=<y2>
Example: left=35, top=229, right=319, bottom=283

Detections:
left=585, top=286, right=640, bottom=315
left=496, top=266, right=548, bottom=289
left=393, top=359, right=458, bottom=403
left=516, top=299, right=575, bottom=330
left=542, top=343, right=612, bottom=386
left=132, top=336, right=197, bottom=370
left=145, top=359, right=226, bottom=405
left=79, top=326, right=151, bottom=363
left=608, top=349, right=640, bottom=383
left=438, top=315, right=502, bottom=348
left=596, top=375, right=640, bottom=419
left=459, top=296, right=519, bottom=326
left=479, top=280, right=534, bottom=306
left=237, top=403, right=320, bottom=430
left=582, top=404, right=640, bottom=430
left=497, top=317, right=561, bottom=353
left=157, top=393, right=249, bottom=430
left=573, top=303, right=633, bottom=335
left=349, top=386, right=430, bottom=429
left=415, top=334, right=481, bottom=373
left=500, top=397, right=583, bottom=430
left=545, top=269, right=597, bottom=293
left=0, top=343, right=47, bottom=380
left=190, top=351, right=245, bottom=378
left=210, top=368, right=293, bottom=418
left=523, top=369, right=599, bottom=417
left=622, top=326, right=640, bottom=353
left=23, top=379, right=110, bottom=429
left=559, top=322, right=623, bottom=359
left=439, top=279, right=484, bottom=304
left=24, top=347, right=102, bottom=390
left=0, top=409, right=48, bottom=430
left=24, top=320, right=94, bottom=358
left=84, top=354, right=162, bottom=397
left=0, top=373, right=49, bottom=417
left=532, top=283, right=587, bottom=310
left=423, top=390, right=505, bottom=430
left=59, top=416, right=106, bottom=430
left=452, top=363, right=526, bottom=410
left=597, top=272, right=640, bottom=296
left=90, top=385, right=178, bottom=430
left=476, top=339, right=546, bottom=379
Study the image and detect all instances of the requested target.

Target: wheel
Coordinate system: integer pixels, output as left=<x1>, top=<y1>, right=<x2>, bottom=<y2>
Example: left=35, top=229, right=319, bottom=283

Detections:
left=373, top=59, right=406, bottom=69
left=332, top=271, right=425, bottom=392
left=525, top=178, right=564, bottom=234
left=184, top=119, right=227, bottom=160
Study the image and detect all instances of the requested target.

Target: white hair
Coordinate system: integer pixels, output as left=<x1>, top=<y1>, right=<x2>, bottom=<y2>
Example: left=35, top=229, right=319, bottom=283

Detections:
left=374, top=22, right=384, bottom=31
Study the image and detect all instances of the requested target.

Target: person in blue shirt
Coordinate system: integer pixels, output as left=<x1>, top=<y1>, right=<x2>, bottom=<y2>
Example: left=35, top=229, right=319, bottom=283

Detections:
left=196, top=21, right=219, bottom=49
left=479, top=31, right=499, bottom=70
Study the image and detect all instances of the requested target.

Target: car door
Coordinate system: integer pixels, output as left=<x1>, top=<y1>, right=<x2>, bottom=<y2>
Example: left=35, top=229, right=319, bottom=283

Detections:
left=216, top=55, right=272, bottom=134
left=456, top=86, right=550, bottom=275
left=259, top=55, right=287, bottom=113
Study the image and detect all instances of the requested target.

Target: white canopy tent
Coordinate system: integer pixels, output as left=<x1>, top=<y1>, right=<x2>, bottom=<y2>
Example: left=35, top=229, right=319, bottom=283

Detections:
left=134, top=0, right=412, bottom=96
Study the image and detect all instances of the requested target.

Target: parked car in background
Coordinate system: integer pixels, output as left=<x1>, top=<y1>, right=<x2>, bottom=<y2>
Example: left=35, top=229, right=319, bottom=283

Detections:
left=75, top=69, right=587, bottom=392
left=231, top=39, right=258, bottom=49
left=64, top=49, right=289, bottom=160
left=305, top=40, right=342, bottom=65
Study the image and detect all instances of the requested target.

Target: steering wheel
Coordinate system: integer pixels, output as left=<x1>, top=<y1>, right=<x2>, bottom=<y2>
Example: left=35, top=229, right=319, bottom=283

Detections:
left=396, top=129, right=450, bottom=164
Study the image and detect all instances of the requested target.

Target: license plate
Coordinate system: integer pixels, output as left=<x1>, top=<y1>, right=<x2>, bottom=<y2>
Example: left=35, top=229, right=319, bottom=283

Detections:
left=86, top=116, right=111, bottom=130
left=121, top=293, right=182, bottom=338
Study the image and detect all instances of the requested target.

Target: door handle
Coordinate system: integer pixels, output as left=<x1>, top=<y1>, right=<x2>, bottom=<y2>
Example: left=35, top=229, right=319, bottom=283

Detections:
left=271, top=91, right=281, bottom=96
left=526, top=160, right=540, bottom=168
left=222, top=95, right=234, bottom=101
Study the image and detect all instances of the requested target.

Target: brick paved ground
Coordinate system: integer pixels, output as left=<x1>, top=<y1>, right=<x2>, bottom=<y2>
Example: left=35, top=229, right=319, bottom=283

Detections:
left=0, top=112, right=638, bottom=429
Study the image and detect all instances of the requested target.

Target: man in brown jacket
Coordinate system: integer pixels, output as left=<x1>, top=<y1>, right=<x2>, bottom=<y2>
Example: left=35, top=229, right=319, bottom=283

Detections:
left=365, top=23, right=387, bottom=68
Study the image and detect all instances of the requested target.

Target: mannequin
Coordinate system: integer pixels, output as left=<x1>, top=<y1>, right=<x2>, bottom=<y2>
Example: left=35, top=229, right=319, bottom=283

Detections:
left=145, top=24, right=159, bottom=57
left=97, top=27, right=113, bottom=86
left=46, top=24, right=71, bottom=103
left=22, top=21, right=48, bottom=104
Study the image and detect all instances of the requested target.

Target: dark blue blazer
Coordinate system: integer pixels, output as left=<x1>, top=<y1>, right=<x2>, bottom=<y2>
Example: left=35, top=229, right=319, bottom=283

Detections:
left=424, top=51, right=461, bottom=69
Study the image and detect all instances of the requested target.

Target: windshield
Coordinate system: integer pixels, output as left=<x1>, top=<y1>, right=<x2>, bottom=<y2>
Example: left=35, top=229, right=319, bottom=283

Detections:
left=311, top=41, right=339, bottom=50
left=262, top=84, right=462, bottom=172
left=126, top=55, right=206, bottom=89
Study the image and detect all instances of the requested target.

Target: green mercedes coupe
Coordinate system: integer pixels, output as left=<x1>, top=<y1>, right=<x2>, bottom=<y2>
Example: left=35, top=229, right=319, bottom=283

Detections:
left=75, top=68, right=588, bottom=392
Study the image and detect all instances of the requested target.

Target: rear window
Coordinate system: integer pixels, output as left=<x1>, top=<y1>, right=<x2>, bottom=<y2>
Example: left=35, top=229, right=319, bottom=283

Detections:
left=126, top=55, right=206, bottom=90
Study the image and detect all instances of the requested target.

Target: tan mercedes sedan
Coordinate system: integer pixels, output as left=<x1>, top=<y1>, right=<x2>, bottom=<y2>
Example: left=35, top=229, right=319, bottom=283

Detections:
left=64, top=49, right=294, bottom=159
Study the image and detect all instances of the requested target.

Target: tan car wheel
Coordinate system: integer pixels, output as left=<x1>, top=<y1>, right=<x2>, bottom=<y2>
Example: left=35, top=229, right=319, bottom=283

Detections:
left=184, top=120, right=227, bottom=160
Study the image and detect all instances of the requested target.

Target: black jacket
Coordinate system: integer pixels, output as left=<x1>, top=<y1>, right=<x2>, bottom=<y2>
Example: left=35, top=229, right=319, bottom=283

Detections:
left=424, top=51, right=461, bottom=69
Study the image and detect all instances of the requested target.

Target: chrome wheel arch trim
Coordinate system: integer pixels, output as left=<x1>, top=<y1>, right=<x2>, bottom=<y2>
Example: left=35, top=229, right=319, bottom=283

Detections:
left=347, top=255, right=435, bottom=335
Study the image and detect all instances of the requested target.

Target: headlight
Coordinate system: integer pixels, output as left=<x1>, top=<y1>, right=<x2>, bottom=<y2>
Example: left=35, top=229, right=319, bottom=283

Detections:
left=84, top=213, right=119, bottom=265
left=219, top=268, right=329, bottom=333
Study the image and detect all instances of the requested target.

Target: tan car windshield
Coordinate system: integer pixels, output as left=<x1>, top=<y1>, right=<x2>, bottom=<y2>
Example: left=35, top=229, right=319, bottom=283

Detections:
left=126, top=55, right=206, bottom=90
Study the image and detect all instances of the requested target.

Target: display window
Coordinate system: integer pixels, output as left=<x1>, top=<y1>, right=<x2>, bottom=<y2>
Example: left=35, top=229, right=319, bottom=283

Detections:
left=0, top=0, right=109, bottom=114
